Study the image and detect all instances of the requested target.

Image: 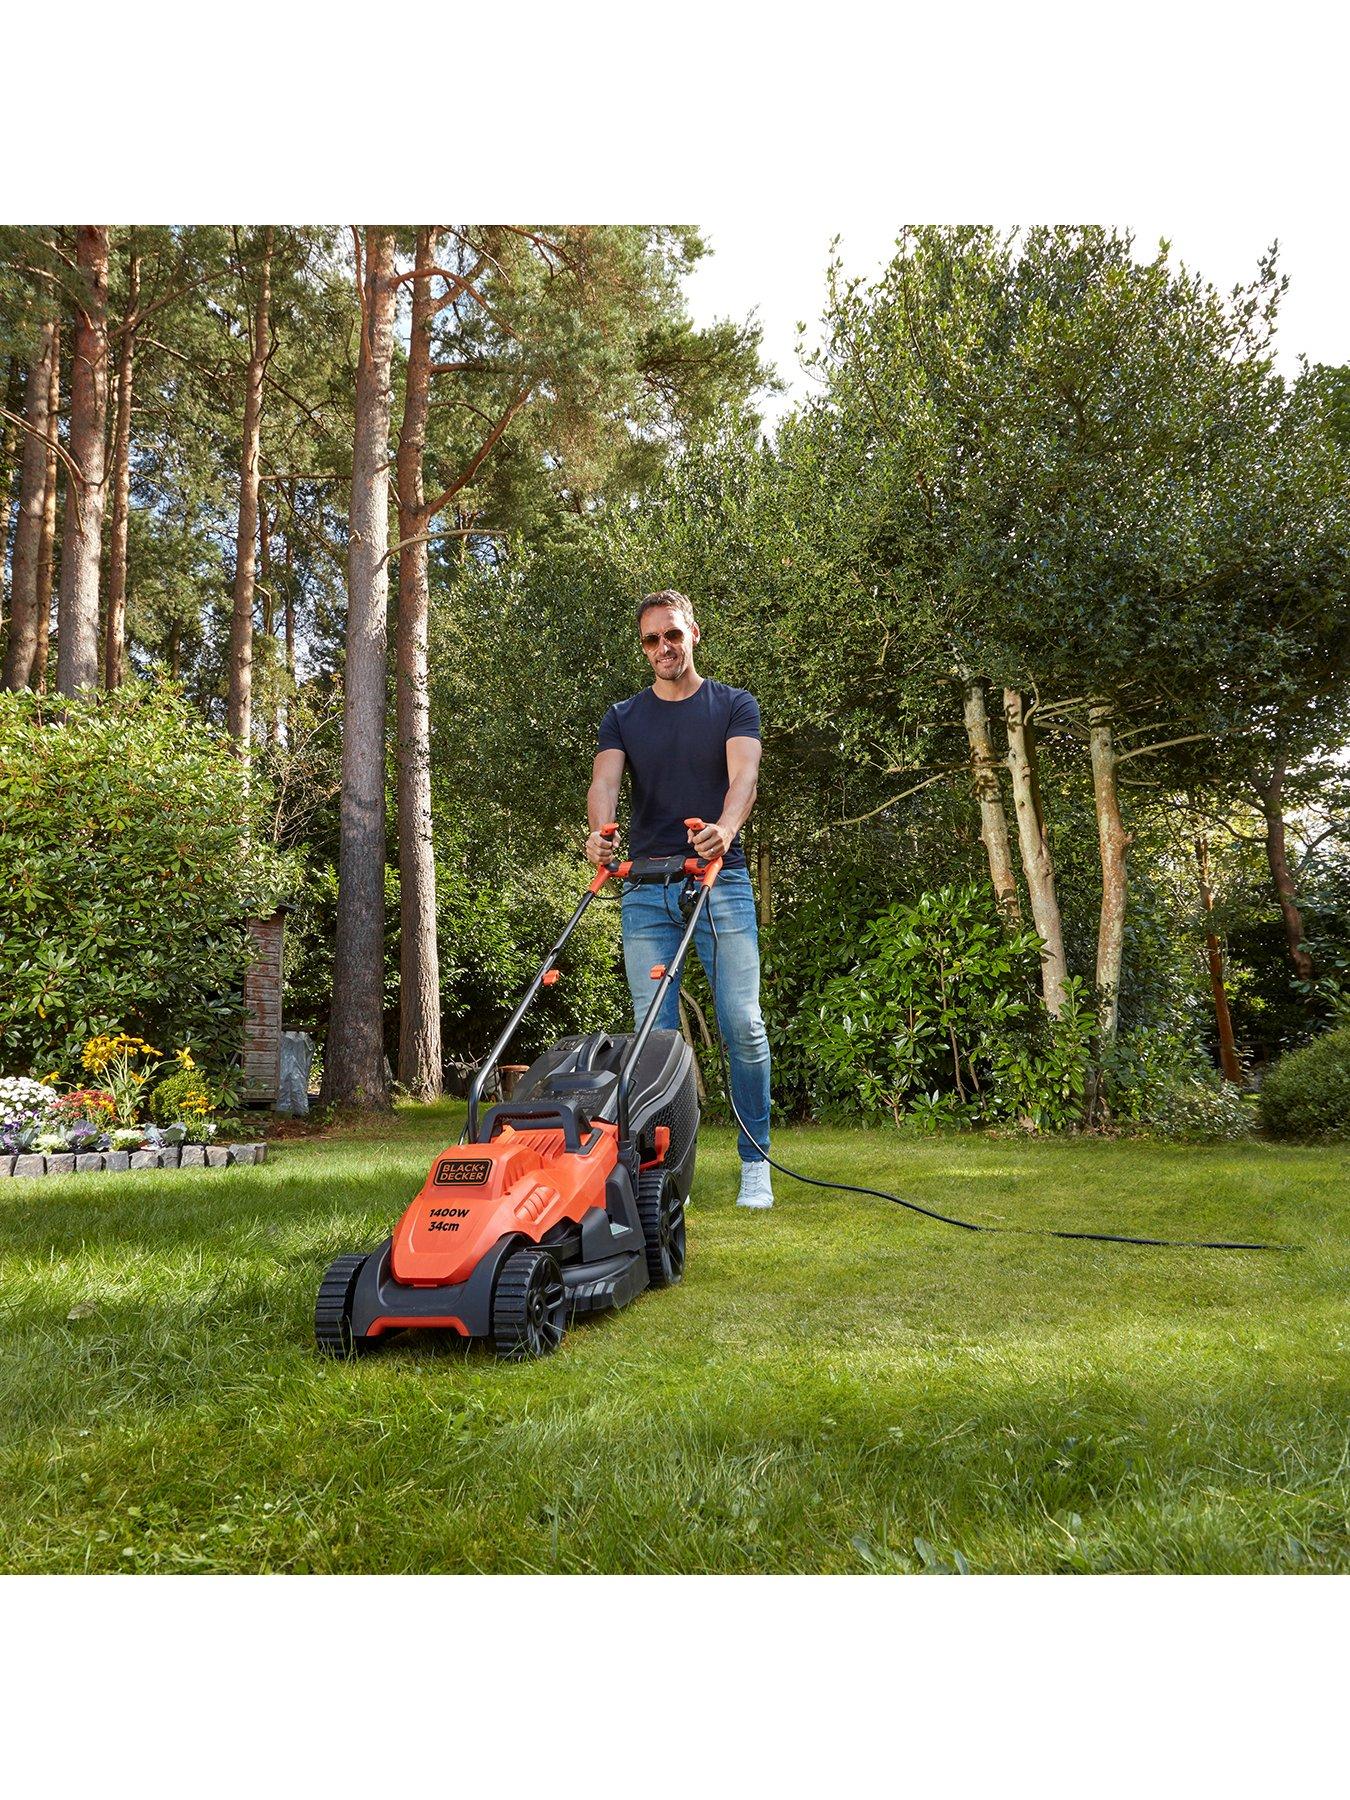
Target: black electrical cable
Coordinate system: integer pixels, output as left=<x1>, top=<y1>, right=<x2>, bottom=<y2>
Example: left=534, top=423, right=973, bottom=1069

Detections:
left=694, top=894, right=1295, bottom=1255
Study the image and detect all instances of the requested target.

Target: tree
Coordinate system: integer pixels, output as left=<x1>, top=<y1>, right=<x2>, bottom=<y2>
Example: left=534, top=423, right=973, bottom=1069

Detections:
left=55, top=225, right=109, bottom=695
left=393, top=229, right=441, bottom=1100
left=104, top=238, right=140, bottom=689
left=959, top=672, right=1020, bottom=922
left=0, top=358, right=19, bottom=630
left=102, top=226, right=198, bottom=688
left=3, top=311, right=59, bottom=690
left=795, top=226, right=1349, bottom=1065
left=1194, top=830, right=1243, bottom=1081
left=226, top=226, right=274, bottom=747
left=323, top=228, right=398, bottom=1109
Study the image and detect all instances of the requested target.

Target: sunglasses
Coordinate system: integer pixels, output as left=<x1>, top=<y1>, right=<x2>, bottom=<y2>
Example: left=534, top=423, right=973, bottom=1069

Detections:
left=640, top=627, right=687, bottom=648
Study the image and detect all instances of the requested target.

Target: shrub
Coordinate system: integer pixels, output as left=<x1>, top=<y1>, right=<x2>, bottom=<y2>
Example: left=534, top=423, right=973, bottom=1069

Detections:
left=985, top=978, right=1097, bottom=1132
left=760, top=863, right=902, bottom=1116
left=1146, top=1075, right=1253, bottom=1143
left=1259, top=1025, right=1350, bottom=1141
left=434, top=846, right=628, bottom=1067
left=0, top=686, right=294, bottom=1077
left=151, top=1065, right=219, bottom=1127
left=795, top=885, right=1088, bottom=1128
left=280, top=841, right=627, bottom=1074
left=1100, top=1027, right=1227, bottom=1124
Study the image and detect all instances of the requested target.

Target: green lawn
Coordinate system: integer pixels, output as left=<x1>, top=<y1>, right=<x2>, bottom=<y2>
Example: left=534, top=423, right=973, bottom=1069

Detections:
left=1, top=1104, right=1346, bottom=1573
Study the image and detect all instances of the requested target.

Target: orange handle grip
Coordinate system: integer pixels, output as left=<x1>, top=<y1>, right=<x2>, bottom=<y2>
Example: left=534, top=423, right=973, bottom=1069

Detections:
left=588, top=822, right=623, bottom=893
left=684, top=815, right=723, bottom=886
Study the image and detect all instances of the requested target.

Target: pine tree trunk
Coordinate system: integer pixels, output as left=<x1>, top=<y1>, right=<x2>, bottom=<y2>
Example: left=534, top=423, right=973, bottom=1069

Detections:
left=56, top=225, right=110, bottom=696
left=0, top=358, right=20, bottom=636
left=226, top=227, right=273, bottom=749
left=1256, top=757, right=1314, bottom=984
left=3, top=319, right=58, bottom=690
left=960, top=672, right=1021, bottom=922
left=32, top=334, right=60, bottom=692
left=323, top=228, right=398, bottom=1109
left=104, top=243, right=140, bottom=690
left=1195, top=833, right=1242, bottom=1083
left=394, top=229, right=444, bottom=1100
left=1088, top=702, right=1131, bottom=1045
left=282, top=491, right=296, bottom=748
left=259, top=495, right=279, bottom=745
left=1003, top=689, right=1068, bottom=1015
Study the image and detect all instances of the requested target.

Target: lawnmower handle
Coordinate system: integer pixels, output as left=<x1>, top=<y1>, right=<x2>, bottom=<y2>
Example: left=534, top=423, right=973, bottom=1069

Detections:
left=684, top=817, right=723, bottom=888
left=587, top=822, right=627, bottom=893
left=587, top=820, right=722, bottom=894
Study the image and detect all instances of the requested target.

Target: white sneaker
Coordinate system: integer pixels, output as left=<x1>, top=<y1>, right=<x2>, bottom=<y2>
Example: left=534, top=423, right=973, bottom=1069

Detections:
left=736, top=1160, right=774, bottom=1209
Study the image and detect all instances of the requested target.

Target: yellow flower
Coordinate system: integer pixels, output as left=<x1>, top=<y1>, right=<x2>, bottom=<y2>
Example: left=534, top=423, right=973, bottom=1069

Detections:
left=41, top=1071, right=61, bottom=1085
left=82, top=1035, right=116, bottom=1073
left=175, top=1048, right=196, bottom=1071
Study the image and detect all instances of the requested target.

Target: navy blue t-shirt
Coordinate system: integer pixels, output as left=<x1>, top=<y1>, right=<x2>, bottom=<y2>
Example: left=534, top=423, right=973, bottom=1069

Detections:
left=597, top=680, right=761, bottom=869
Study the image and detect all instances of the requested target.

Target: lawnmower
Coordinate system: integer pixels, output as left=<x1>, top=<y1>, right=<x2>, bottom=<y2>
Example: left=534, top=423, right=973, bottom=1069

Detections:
left=314, top=820, right=718, bottom=1360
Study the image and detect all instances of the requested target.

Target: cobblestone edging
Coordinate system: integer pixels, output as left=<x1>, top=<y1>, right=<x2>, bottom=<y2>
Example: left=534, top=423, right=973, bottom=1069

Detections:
left=0, top=1144, right=269, bottom=1179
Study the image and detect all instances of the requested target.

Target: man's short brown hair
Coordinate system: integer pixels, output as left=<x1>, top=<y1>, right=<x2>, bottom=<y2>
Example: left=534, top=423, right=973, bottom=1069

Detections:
left=636, top=589, right=696, bottom=632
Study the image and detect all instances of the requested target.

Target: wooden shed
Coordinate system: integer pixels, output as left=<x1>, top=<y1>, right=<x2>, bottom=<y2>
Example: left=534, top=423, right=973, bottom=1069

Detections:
left=242, top=908, right=288, bottom=1104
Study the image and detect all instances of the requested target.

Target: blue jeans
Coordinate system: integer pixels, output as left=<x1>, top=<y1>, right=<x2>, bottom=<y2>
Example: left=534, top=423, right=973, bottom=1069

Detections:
left=621, top=866, right=771, bottom=1163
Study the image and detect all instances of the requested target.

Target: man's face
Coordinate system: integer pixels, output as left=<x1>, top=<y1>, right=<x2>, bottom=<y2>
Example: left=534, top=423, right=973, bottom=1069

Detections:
left=639, top=604, right=699, bottom=682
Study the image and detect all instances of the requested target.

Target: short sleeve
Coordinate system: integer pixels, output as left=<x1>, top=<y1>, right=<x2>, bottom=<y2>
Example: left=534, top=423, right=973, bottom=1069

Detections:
left=726, top=689, right=761, bottom=741
left=597, top=704, right=625, bottom=754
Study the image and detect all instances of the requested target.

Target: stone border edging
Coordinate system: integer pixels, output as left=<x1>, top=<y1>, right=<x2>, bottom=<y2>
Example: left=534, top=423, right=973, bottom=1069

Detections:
left=0, top=1144, right=269, bottom=1179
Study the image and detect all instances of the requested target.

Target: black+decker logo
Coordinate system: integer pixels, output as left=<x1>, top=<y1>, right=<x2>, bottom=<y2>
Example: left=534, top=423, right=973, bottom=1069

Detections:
left=435, top=1158, right=491, bottom=1186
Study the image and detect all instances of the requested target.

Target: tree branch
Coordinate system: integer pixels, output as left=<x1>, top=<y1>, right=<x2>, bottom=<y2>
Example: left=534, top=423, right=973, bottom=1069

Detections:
left=1115, top=731, right=1220, bottom=765
left=824, top=765, right=963, bottom=832
left=0, top=405, right=87, bottom=519
left=429, top=360, right=501, bottom=376
left=401, top=263, right=519, bottom=342
left=260, top=367, right=326, bottom=427
left=376, top=524, right=508, bottom=573
left=423, top=385, right=532, bottom=519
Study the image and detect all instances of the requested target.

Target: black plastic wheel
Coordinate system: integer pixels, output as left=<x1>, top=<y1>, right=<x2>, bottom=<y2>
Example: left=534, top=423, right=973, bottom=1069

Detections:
left=637, top=1168, right=686, bottom=1288
left=315, top=1252, right=376, bottom=1358
left=492, top=1247, right=567, bottom=1360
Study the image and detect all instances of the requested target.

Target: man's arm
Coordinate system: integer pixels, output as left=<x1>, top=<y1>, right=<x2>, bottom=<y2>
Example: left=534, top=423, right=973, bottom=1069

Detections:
left=585, top=748, right=627, bottom=865
left=691, top=735, right=761, bottom=861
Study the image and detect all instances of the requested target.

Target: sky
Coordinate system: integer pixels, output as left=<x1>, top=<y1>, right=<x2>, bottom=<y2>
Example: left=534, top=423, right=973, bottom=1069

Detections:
left=682, top=222, right=1350, bottom=431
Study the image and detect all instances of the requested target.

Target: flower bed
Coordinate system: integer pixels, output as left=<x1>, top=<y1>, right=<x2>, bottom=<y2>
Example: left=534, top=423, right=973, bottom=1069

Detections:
left=2, top=1033, right=248, bottom=1172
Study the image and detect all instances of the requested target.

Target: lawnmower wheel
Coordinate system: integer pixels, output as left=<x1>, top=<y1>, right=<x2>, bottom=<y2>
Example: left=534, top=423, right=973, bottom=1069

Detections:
left=637, top=1168, right=686, bottom=1289
left=492, top=1247, right=567, bottom=1360
left=315, top=1252, right=376, bottom=1358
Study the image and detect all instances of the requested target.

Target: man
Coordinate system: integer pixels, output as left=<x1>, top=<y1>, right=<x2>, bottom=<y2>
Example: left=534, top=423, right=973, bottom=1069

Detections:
left=585, top=589, right=773, bottom=1209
